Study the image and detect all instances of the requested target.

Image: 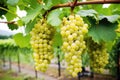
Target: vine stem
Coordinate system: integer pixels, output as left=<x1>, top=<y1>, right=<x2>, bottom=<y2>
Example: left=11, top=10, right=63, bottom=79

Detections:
left=0, top=21, right=16, bottom=24
left=71, top=0, right=78, bottom=14
left=43, top=0, right=120, bottom=16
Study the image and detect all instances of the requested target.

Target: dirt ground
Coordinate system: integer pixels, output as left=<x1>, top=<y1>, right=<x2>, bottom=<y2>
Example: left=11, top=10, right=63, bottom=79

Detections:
left=1, top=61, right=117, bottom=80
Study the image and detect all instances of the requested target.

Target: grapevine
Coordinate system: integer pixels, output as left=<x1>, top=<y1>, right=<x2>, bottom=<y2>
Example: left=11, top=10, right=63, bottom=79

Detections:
left=60, top=14, right=88, bottom=77
left=30, top=19, right=55, bottom=72
left=88, top=38, right=109, bottom=73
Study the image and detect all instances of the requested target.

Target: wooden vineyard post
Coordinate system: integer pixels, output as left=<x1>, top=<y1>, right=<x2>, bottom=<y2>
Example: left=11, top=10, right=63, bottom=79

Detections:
left=77, top=72, right=81, bottom=80
left=115, top=38, right=120, bottom=80
left=34, top=66, right=38, bottom=79
left=90, top=72, right=94, bottom=80
left=77, top=67, right=84, bottom=80
left=17, top=53, right=21, bottom=73
left=77, top=67, right=95, bottom=80
left=2, top=54, right=5, bottom=67
left=57, top=46, right=61, bottom=77
left=8, top=53, right=12, bottom=70
left=117, top=47, right=120, bottom=80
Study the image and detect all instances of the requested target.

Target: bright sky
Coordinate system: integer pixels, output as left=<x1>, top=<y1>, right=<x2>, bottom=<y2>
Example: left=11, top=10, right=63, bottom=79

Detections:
left=0, top=6, right=27, bottom=35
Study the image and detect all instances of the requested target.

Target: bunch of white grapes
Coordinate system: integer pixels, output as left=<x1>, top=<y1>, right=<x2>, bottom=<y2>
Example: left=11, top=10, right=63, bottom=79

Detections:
left=116, top=23, right=120, bottom=33
left=30, top=19, right=55, bottom=72
left=88, top=39, right=109, bottom=73
left=60, top=14, right=88, bottom=77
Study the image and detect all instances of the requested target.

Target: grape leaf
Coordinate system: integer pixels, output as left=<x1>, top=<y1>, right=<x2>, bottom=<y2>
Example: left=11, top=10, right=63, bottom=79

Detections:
left=25, top=20, right=36, bottom=34
left=77, top=9, right=98, bottom=20
left=51, top=0, right=61, bottom=5
left=91, top=4, right=112, bottom=15
left=22, top=5, right=42, bottom=24
left=5, top=5, right=17, bottom=21
left=7, top=0, right=19, bottom=6
left=47, top=9, right=62, bottom=26
left=8, top=24, right=18, bottom=30
left=17, top=19, right=23, bottom=26
left=53, top=31, right=63, bottom=47
left=13, top=33, right=31, bottom=48
left=109, top=4, right=120, bottom=15
left=43, top=0, right=53, bottom=10
left=88, top=18, right=118, bottom=43
left=29, top=0, right=40, bottom=9
left=5, top=12, right=17, bottom=21
left=99, top=15, right=120, bottom=23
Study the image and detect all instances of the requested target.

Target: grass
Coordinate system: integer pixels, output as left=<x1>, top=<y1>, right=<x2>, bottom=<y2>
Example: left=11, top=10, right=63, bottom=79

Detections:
left=0, top=70, right=23, bottom=80
left=0, top=69, right=41, bottom=80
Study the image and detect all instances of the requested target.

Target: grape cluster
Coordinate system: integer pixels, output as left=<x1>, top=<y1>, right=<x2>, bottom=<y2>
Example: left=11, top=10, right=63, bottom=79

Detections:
left=88, top=39, right=109, bottom=73
left=116, top=23, right=120, bottom=33
left=30, top=19, right=55, bottom=72
left=60, top=15, right=88, bottom=77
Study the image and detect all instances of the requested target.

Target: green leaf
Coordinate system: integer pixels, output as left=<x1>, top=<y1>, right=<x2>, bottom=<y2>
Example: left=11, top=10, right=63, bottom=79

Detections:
left=109, top=4, right=120, bottom=15
left=47, top=9, right=62, bottom=26
left=22, top=5, right=42, bottom=24
left=43, top=0, right=53, bottom=10
left=8, top=24, right=18, bottom=30
left=99, top=15, right=120, bottom=23
left=92, top=4, right=112, bottom=15
left=51, top=0, right=61, bottom=5
left=60, top=0, right=71, bottom=3
left=13, top=33, right=31, bottom=48
left=77, top=9, right=98, bottom=20
left=91, top=4, right=103, bottom=12
left=88, top=18, right=118, bottom=43
left=5, top=12, right=16, bottom=21
left=17, top=19, right=23, bottom=26
left=7, top=0, right=19, bottom=6
left=53, top=31, right=63, bottom=47
left=29, top=0, right=40, bottom=8
left=5, top=5, right=17, bottom=21
left=82, top=52, right=90, bottom=66
left=25, top=20, right=36, bottom=34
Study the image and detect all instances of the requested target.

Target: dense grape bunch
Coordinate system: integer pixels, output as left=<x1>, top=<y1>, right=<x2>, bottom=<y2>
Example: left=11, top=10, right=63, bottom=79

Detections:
left=30, top=19, right=55, bottom=72
left=88, top=39, right=109, bottom=73
left=116, top=23, right=120, bottom=33
left=61, top=15, right=88, bottom=77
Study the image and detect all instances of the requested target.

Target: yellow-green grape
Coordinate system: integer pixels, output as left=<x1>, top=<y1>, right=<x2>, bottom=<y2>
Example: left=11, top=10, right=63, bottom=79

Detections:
left=116, top=23, right=120, bottom=33
left=88, top=39, right=109, bottom=73
left=30, top=19, right=55, bottom=72
left=61, top=14, right=88, bottom=77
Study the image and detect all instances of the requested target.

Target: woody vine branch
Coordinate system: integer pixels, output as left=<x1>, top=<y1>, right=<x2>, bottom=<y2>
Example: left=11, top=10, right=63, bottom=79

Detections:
left=43, top=0, right=120, bottom=17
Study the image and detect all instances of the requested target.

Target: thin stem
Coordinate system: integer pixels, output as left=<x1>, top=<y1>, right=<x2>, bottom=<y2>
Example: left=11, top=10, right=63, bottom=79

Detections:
left=71, top=0, right=78, bottom=13
left=117, top=47, right=120, bottom=80
left=34, top=66, right=38, bottom=79
left=57, top=46, right=61, bottom=77
left=0, top=21, right=16, bottom=24
left=17, top=53, right=21, bottom=73
left=2, top=54, right=6, bottom=67
left=0, top=7, right=21, bottom=19
left=9, top=54, right=12, bottom=70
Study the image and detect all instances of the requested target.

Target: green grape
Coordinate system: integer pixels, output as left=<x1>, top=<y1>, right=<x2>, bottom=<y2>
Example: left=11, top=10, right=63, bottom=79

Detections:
left=88, top=38, right=109, bottom=73
left=116, top=23, right=120, bottom=33
left=61, top=14, right=88, bottom=77
left=30, top=19, right=55, bottom=72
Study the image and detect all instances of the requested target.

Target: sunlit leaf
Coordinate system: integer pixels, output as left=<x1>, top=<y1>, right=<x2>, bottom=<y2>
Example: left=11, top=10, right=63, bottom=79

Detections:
left=13, top=33, right=31, bottom=48
left=7, top=0, right=19, bottom=6
left=47, top=9, right=62, bottom=26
